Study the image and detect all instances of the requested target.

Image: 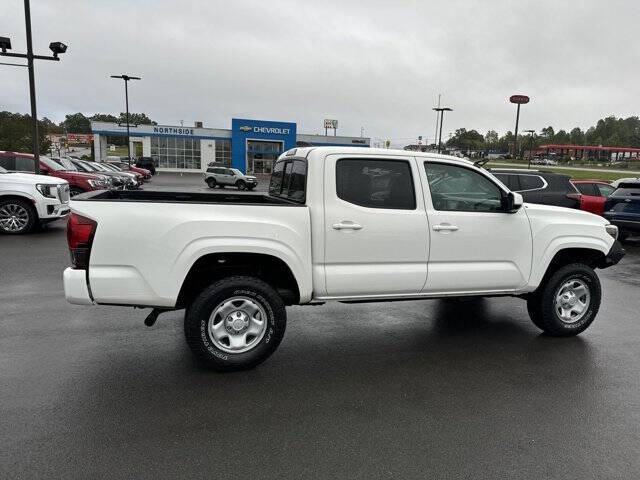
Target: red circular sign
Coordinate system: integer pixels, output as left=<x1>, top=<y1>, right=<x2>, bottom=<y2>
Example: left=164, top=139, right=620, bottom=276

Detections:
left=510, top=95, right=530, bottom=104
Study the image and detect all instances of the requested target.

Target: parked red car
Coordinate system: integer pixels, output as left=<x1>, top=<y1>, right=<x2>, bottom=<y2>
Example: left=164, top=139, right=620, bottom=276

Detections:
left=107, top=161, right=151, bottom=181
left=0, top=152, right=111, bottom=196
left=570, top=179, right=616, bottom=215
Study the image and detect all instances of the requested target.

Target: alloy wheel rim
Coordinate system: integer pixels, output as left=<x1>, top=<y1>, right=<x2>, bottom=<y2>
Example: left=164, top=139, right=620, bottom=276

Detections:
left=554, top=278, right=590, bottom=324
left=208, top=296, right=267, bottom=353
left=0, top=204, right=29, bottom=232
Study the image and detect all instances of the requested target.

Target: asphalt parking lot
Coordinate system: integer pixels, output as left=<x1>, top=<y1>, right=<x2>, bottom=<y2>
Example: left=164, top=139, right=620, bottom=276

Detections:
left=2, top=176, right=640, bottom=479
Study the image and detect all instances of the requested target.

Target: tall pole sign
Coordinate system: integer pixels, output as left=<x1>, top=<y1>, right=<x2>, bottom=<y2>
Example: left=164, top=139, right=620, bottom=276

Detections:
left=324, top=119, right=338, bottom=136
left=509, top=95, right=529, bottom=159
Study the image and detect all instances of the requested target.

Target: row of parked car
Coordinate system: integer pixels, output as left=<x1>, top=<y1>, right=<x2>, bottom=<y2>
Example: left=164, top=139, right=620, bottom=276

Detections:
left=490, top=168, right=640, bottom=241
left=0, top=150, right=152, bottom=234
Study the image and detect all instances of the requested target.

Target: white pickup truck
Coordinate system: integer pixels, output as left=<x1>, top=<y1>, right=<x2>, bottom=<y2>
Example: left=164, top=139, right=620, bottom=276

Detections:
left=63, top=147, right=624, bottom=371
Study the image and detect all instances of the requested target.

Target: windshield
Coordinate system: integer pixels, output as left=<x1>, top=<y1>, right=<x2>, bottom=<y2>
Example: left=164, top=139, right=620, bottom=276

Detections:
left=56, top=158, right=78, bottom=171
left=231, top=168, right=243, bottom=176
left=41, top=156, right=65, bottom=171
left=78, top=161, right=100, bottom=172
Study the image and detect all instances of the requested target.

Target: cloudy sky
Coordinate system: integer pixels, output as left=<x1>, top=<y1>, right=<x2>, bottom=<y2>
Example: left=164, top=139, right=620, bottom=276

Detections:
left=3, top=0, right=639, bottom=145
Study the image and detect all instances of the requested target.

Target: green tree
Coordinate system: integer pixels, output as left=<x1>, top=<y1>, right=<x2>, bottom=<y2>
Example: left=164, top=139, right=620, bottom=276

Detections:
left=0, top=111, right=52, bottom=153
left=569, top=127, right=585, bottom=145
left=485, top=130, right=499, bottom=149
left=446, top=128, right=485, bottom=151
left=61, top=112, right=90, bottom=133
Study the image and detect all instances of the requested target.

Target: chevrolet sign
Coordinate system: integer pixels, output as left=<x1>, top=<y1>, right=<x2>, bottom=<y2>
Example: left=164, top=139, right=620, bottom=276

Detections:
left=239, top=125, right=291, bottom=135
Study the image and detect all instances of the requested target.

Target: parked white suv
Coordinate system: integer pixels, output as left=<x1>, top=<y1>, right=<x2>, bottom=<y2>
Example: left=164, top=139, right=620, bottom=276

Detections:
left=0, top=165, right=70, bottom=234
left=204, top=167, right=258, bottom=190
left=64, top=147, right=624, bottom=371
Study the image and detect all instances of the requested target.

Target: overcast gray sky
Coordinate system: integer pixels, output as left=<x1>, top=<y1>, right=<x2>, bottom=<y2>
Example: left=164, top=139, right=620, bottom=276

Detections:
left=2, top=0, right=639, bottom=145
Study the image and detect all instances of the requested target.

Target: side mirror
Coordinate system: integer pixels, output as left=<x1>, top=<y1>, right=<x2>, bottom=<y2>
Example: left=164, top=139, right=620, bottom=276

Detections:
left=504, top=191, right=524, bottom=212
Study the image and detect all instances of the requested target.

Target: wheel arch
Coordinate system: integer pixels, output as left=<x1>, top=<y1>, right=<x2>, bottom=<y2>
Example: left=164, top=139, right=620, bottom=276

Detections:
left=529, top=242, right=609, bottom=290
left=176, top=251, right=302, bottom=308
left=0, top=193, right=39, bottom=217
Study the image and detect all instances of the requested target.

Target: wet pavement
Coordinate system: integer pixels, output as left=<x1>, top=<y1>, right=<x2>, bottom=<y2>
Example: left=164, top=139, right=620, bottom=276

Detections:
left=1, top=177, right=639, bottom=479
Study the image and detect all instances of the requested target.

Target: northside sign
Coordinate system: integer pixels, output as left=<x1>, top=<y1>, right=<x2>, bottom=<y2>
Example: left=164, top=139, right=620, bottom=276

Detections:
left=238, top=125, right=292, bottom=135
left=153, top=126, right=195, bottom=135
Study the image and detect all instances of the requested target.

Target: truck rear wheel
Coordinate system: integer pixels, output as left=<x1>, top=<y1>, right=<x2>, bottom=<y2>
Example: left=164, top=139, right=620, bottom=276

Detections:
left=184, top=275, right=286, bottom=371
left=526, top=263, right=601, bottom=336
left=206, top=177, right=216, bottom=188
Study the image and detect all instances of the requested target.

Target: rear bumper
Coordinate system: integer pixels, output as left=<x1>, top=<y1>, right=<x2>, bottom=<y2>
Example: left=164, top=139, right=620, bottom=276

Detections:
left=598, top=241, right=625, bottom=269
left=63, top=267, right=94, bottom=305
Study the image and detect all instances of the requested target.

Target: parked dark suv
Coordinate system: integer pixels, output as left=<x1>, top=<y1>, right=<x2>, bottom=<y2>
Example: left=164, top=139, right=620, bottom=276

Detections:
left=603, top=180, right=640, bottom=241
left=490, top=169, right=581, bottom=209
left=133, top=156, right=157, bottom=175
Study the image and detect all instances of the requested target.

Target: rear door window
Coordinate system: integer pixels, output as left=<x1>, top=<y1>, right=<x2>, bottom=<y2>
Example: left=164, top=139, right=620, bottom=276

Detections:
left=612, top=187, right=640, bottom=197
left=574, top=183, right=598, bottom=196
left=336, top=159, right=416, bottom=210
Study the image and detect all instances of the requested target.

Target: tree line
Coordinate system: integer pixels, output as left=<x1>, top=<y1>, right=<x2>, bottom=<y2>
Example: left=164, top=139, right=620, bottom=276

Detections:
left=0, top=111, right=156, bottom=153
left=446, top=116, right=640, bottom=154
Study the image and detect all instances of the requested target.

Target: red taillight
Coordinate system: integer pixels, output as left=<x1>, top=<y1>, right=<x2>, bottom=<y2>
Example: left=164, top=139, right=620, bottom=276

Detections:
left=567, top=193, right=582, bottom=207
left=67, top=213, right=97, bottom=269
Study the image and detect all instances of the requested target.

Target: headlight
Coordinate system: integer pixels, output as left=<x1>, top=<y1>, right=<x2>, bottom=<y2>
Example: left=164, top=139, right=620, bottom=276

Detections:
left=87, top=178, right=109, bottom=188
left=36, top=183, right=58, bottom=198
left=605, top=224, right=618, bottom=240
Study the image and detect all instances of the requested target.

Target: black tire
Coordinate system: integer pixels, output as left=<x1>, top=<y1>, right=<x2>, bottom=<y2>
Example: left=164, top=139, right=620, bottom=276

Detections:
left=236, top=180, right=246, bottom=191
left=69, top=186, right=85, bottom=197
left=206, top=177, right=216, bottom=188
left=0, top=198, right=37, bottom=234
left=526, top=263, right=601, bottom=336
left=184, top=275, right=286, bottom=371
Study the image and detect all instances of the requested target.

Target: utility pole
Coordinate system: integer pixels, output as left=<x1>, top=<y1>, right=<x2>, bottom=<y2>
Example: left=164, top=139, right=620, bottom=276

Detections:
left=1, top=0, right=68, bottom=174
left=524, top=129, right=536, bottom=169
left=111, top=75, right=141, bottom=167
left=433, top=93, right=441, bottom=150
left=433, top=106, right=453, bottom=154
left=509, top=95, right=530, bottom=159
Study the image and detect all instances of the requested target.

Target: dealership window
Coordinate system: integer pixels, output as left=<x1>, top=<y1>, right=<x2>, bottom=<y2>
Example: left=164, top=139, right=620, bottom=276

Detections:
left=150, top=136, right=201, bottom=170
left=215, top=140, right=231, bottom=167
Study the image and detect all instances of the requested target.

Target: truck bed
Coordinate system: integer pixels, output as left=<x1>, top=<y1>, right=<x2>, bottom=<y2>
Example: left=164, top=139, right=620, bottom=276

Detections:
left=75, top=189, right=300, bottom=206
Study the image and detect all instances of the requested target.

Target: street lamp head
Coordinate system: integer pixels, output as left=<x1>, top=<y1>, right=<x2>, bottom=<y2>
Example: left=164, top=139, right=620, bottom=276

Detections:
left=111, top=75, right=141, bottom=81
left=49, top=41, right=67, bottom=57
left=0, top=36, right=11, bottom=53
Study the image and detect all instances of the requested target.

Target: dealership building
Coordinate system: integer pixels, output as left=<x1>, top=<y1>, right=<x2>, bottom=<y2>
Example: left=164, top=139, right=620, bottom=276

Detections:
left=91, top=119, right=370, bottom=174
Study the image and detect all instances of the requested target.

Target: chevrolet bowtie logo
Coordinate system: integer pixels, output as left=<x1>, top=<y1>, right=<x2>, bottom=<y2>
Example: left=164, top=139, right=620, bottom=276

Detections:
left=239, top=126, right=252, bottom=132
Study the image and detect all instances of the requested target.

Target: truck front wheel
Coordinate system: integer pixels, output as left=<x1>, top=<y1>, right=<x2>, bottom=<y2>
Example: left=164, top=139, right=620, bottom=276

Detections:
left=527, top=263, right=601, bottom=336
left=184, top=276, right=286, bottom=371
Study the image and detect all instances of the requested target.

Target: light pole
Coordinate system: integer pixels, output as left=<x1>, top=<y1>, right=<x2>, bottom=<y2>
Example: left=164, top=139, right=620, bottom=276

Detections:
left=110, top=74, right=141, bottom=167
left=432, top=107, right=452, bottom=154
left=509, top=95, right=530, bottom=159
left=1, top=0, right=67, bottom=174
left=523, top=129, right=535, bottom=169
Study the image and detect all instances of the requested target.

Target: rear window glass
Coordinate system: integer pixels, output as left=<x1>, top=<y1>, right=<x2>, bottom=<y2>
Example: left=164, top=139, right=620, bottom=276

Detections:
left=269, top=158, right=307, bottom=203
left=518, top=175, right=545, bottom=191
left=612, top=187, right=640, bottom=197
left=493, top=173, right=519, bottom=191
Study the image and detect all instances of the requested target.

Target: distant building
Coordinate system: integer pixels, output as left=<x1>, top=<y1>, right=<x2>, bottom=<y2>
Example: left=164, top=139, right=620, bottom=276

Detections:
left=91, top=118, right=370, bottom=173
left=534, top=144, right=640, bottom=161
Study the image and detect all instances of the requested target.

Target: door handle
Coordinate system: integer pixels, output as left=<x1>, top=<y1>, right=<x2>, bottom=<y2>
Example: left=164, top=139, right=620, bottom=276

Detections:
left=432, top=224, right=459, bottom=232
left=333, top=221, right=363, bottom=231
